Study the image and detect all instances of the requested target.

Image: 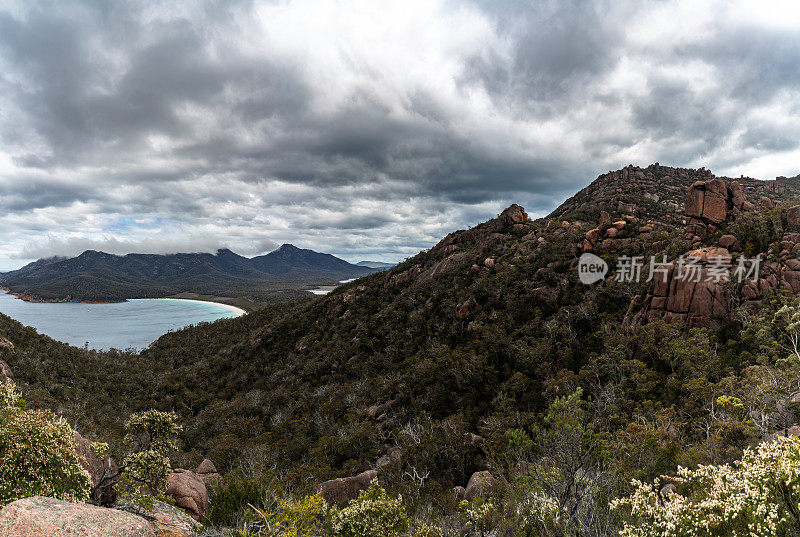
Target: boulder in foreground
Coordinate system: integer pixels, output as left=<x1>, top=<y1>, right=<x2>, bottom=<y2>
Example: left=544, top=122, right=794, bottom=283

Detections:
left=0, top=496, right=154, bottom=537
left=117, top=499, right=200, bottom=537
left=165, top=469, right=208, bottom=521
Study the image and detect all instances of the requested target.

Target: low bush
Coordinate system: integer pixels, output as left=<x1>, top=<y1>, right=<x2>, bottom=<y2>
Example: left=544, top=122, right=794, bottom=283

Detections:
left=206, top=472, right=278, bottom=528
left=0, top=379, right=91, bottom=505
left=330, top=480, right=409, bottom=537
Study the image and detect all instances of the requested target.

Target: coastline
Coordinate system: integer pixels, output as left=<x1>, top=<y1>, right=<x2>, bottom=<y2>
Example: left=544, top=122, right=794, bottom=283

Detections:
left=0, top=289, right=247, bottom=317
left=128, top=297, right=247, bottom=317
left=305, top=277, right=360, bottom=296
left=0, top=286, right=124, bottom=304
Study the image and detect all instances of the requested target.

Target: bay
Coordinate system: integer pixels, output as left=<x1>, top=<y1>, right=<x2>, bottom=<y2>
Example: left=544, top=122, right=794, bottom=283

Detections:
left=0, top=291, right=244, bottom=351
left=306, top=277, right=358, bottom=295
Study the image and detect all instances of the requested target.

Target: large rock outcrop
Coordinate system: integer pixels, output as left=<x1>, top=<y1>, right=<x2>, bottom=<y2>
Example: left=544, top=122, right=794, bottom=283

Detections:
left=499, top=204, right=528, bottom=226
left=0, top=359, right=13, bottom=380
left=738, top=232, right=800, bottom=299
left=319, top=469, right=377, bottom=505
left=165, top=469, right=209, bottom=521
left=633, top=218, right=800, bottom=328
left=685, top=178, right=753, bottom=237
left=788, top=205, right=800, bottom=228
left=685, top=178, right=730, bottom=224
left=0, top=496, right=154, bottom=537
left=635, top=257, right=731, bottom=328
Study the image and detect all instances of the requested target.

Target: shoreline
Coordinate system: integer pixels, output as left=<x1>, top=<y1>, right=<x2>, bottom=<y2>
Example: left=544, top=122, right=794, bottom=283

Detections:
left=128, top=297, right=247, bottom=317
left=305, top=277, right=360, bottom=296
left=0, top=289, right=247, bottom=317
left=0, top=287, right=124, bottom=304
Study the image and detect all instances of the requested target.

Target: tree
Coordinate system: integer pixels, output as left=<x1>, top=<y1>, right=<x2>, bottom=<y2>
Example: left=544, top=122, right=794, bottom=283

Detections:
left=91, top=409, right=182, bottom=507
left=0, top=379, right=91, bottom=506
left=495, top=389, right=616, bottom=537
left=531, top=389, right=612, bottom=532
left=774, top=300, right=800, bottom=360
left=118, top=409, right=182, bottom=506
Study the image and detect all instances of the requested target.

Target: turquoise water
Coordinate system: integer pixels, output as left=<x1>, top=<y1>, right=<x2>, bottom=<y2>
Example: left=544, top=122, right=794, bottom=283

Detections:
left=0, top=291, right=242, bottom=351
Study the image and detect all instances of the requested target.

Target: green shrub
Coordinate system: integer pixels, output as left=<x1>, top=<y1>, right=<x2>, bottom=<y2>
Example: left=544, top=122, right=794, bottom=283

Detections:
left=727, top=207, right=783, bottom=257
left=0, top=380, right=91, bottom=505
left=458, top=498, right=497, bottom=536
left=331, top=480, right=409, bottom=537
left=245, top=492, right=329, bottom=536
left=206, top=472, right=277, bottom=527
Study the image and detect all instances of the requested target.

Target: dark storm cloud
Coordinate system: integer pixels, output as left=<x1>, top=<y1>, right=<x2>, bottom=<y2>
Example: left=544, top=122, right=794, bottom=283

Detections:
left=1, top=0, right=799, bottom=267
left=0, top=175, right=94, bottom=211
left=0, top=3, right=301, bottom=164
left=459, top=0, right=627, bottom=120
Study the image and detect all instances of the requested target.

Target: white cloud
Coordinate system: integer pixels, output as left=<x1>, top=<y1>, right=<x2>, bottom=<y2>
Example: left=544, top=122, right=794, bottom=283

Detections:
left=1, top=0, right=800, bottom=269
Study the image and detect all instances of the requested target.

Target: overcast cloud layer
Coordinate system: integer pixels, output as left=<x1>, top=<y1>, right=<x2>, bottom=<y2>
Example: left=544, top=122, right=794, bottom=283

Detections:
left=2, top=0, right=800, bottom=270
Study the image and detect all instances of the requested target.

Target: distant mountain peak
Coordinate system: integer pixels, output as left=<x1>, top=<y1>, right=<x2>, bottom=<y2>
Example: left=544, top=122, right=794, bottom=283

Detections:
left=356, top=261, right=395, bottom=269
left=78, top=250, right=117, bottom=259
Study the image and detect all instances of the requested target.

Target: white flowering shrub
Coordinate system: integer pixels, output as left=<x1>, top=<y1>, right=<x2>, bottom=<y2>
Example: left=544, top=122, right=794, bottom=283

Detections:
left=330, top=480, right=409, bottom=537
left=0, top=379, right=22, bottom=409
left=458, top=498, right=498, bottom=536
left=509, top=492, right=561, bottom=535
left=612, top=436, right=800, bottom=537
left=412, top=524, right=443, bottom=537
left=0, top=379, right=91, bottom=506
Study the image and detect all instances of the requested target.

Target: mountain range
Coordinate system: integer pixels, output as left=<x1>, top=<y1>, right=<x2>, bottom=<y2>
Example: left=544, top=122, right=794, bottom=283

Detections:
left=0, top=244, right=381, bottom=304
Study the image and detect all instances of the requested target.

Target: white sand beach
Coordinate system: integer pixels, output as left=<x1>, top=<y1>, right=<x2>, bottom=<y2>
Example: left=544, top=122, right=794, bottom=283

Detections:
left=130, top=298, right=247, bottom=316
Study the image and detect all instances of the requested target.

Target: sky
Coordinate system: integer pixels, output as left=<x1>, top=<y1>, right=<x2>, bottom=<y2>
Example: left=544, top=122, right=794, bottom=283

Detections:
left=2, top=0, right=800, bottom=270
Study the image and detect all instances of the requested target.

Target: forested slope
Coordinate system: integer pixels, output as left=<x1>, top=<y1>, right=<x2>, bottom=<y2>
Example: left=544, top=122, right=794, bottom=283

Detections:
left=3, top=164, right=800, bottom=511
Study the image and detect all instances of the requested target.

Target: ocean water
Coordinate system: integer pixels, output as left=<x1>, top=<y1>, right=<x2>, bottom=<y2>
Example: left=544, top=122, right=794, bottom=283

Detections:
left=0, top=291, right=243, bottom=351
left=306, top=277, right=358, bottom=295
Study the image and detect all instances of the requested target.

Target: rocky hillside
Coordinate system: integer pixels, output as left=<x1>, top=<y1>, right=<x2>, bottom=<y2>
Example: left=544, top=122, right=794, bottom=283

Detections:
left=550, top=163, right=800, bottom=225
left=5, top=163, right=800, bottom=512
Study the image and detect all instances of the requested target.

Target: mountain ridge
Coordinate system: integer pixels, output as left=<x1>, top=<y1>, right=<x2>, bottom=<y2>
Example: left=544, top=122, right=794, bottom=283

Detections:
left=0, top=245, right=379, bottom=304
left=548, top=162, right=800, bottom=224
